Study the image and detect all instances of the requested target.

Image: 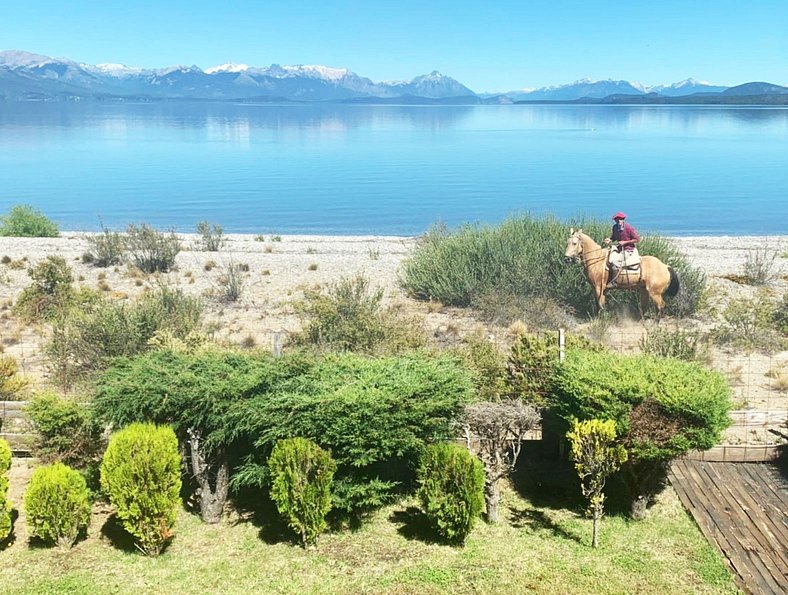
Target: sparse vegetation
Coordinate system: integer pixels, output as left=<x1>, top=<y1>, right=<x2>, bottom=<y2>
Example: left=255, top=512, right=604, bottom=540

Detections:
left=0, top=204, right=59, bottom=237
left=713, top=289, right=785, bottom=351
left=742, top=246, right=778, bottom=285
left=639, top=326, right=710, bottom=363
left=13, top=256, right=76, bottom=321
left=124, top=224, right=181, bottom=273
left=220, top=262, right=245, bottom=302
left=85, top=226, right=126, bottom=267
left=196, top=221, right=225, bottom=251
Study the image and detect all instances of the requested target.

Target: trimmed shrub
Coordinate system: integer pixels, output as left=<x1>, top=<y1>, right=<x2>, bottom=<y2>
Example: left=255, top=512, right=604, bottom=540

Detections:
left=0, top=438, right=11, bottom=542
left=269, top=438, right=336, bottom=547
left=47, top=285, right=203, bottom=388
left=402, top=216, right=706, bottom=318
left=417, top=443, right=484, bottom=544
left=551, top=349, right=731, bottom=519
left=24, top=462, right=91, bottom=548
left=0, top=204, right=59, bottom=237
left=13, top=256, right=75, bottom=321
left=100, top=423, right=181, bottom=555
left=26, top=392, right=104, bottom=478
left=295, top=275, right=424, bottom=354
left=125, top=224, right=181, bottom=273
left=85, top=226, right=126, bottom=267
left=196, top=221, right=225, bottom=251
left=232, top=352, right=475, bottom=515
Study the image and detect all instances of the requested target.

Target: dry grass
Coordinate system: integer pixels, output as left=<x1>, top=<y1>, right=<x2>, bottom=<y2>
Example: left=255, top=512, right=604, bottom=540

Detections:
left=0, top=460, right=735, bottom=595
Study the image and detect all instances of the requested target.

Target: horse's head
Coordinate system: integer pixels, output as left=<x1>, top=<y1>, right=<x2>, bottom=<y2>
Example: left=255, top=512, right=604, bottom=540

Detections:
left=564, top=228, right=583, bottom=263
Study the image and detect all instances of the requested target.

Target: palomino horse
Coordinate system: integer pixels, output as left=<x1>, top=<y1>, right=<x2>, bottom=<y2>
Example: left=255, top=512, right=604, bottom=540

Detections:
left=564, top=228, right=680, bottom=317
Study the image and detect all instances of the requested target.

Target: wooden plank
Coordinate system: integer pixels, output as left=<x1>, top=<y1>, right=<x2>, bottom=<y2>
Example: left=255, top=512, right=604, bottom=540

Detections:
left=684, top=445, right=784, bottom=463
left=736, top=465, right=788, bottom=542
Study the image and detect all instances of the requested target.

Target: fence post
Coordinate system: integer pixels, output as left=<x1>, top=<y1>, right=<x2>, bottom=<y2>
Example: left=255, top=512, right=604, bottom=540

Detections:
left=272, top=332, right=282, bottom=358
left=558, top=328, right=565, bottom=362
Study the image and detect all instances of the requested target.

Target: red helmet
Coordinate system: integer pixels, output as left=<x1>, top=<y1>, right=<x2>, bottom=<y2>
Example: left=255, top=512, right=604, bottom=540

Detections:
left=612, top=212, right=627, bottom=220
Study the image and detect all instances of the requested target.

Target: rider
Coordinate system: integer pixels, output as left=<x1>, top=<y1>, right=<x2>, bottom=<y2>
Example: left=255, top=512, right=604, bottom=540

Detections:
left=603, top=212, right=640, bottom=288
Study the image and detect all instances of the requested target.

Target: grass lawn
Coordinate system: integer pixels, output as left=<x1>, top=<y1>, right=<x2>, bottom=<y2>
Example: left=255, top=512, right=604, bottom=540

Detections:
left=1, top=459, right=736, bottom=594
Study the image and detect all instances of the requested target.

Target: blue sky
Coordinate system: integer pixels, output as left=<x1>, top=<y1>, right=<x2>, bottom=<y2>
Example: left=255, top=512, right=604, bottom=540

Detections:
left=2, top=0, right=786, bottom=91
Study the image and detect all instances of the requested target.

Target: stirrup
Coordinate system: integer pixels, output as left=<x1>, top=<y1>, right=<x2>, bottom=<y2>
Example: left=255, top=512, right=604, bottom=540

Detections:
left=606, top=281, right=617, bottom=289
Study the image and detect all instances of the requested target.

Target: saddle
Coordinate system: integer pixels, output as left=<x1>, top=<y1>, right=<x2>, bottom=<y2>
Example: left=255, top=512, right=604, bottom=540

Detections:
left=608, top=247, right=641, bottom=273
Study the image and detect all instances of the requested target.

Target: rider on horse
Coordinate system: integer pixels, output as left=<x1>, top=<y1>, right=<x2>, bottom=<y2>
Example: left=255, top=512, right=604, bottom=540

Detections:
left=603, top=212, right=640, bottom=288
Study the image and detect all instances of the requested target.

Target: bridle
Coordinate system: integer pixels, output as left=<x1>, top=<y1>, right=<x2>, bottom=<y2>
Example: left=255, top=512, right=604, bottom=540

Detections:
left=566, top=232, right=609, bottom=267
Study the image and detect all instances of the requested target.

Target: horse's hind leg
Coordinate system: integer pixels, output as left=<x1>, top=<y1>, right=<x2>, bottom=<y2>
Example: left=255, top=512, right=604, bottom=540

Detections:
left=650, top=291, right=666, bottom=322
left=638, top=287, right=650, bottom=319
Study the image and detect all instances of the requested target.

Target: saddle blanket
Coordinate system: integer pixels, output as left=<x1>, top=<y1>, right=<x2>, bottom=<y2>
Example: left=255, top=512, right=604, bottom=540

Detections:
left=608, top=247, right=641, bottom=269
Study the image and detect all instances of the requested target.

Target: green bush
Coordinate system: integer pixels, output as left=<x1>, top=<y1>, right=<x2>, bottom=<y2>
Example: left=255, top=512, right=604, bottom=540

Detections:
left=269, top=438, right=336, bottom=547
left=13, top=256, right=75, bottom=321
left=125, top=224, right=181, bottom=273
left=196, top=221, right=225, bottom=251
left=713, top=290, right=785, bottom=352
left=26, top=392, right=104, bottom=477
left=774, top=292, right=788, bottom=336
left=402, top=216, right=705, bottom=318
left=0, top=205, right=59, bottom=237
left=100, top=423, right=181, bottom=556
left=0, top=354, right=30, bottom=400
left=232, top=352, right=475, bottom=515
left=0, top=438, right=11, bottom=542
left=295, top=275, right=424, bottom=354
left=85, top=226, right=126, bottom=267
left=639, top=326, right=710, bottom=363
left=47, top=285, right=203, bottom=388
left=417, top=443, right=484, bottom=544
left=550, top=349, right=731, bottom=518
left=24, top=462, right=91, bottom=548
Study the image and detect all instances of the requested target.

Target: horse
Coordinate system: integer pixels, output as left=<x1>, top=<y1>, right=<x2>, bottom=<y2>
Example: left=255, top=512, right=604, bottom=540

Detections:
left=563, top=228, right=680, bottom=317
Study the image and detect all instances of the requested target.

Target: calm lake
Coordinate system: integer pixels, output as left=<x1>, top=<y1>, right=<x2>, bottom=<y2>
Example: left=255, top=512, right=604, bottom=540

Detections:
left=0, top=102, right=786, bottom=235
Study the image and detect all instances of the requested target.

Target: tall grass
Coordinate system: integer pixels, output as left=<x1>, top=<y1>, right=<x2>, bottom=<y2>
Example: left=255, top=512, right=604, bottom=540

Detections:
left=402, top=215, right=705, bottom=318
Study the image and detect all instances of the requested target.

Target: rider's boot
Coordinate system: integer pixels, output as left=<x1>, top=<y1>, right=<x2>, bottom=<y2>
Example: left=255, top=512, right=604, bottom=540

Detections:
left=606, top=265, right=619, bottom=288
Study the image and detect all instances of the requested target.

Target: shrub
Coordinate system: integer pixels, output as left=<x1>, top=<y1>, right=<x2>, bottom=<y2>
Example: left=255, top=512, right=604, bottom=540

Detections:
left=639, top=326, right=710, bottom=363
left=26, top=392, right=104, bottom=478
left=125, top=224, right=181, bottom=273
left=268, top=438, right=336, bottom=547
left=772, top=292, right=788, bottom=336
left=295, top=275, right=424, bottom=354
left=0, top=438, right=11, bottom=542
left=567, top=418, right=627, bottom=548
left=47, top=285, right=203, bottom=388
left=402, top=216, right=705, bottom=318
left=551, top=349, right=731, bottom=519
left=457, top=400, right=540, bottom=523
left=0, top=354, right=30, bottom=400
left=196, top=221, right=225, bottom=251
left=220, top=262, right=245, bottom=302
left=456, top=332, right=508, bottom=402
left=232, top=352, right=475, bottom=516
left=713, top=290, right=784, bottom=352
left=85, top=226, right=126, bottom=267
left=100, top=423, right=181, bottom=555
left=13, top=256, right=75, bottom=320
left=418, top=443, right=484, bottom=544
left=0, top=204, right=59, bottom=237
left=24, top=462, right=91, bottom=548
left=742, top=247, right=778, bottom=286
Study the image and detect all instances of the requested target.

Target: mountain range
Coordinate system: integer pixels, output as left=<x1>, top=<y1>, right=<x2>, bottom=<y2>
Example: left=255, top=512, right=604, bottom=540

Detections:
left=2, top=50, right=787, bottom=104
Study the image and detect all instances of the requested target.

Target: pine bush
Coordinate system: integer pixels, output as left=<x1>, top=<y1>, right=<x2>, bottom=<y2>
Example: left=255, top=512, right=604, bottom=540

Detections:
left=100, top=423, right=181, bottom=555
left=268, top=437, right=336, bottom=547
left=417, top=443, right=484, bottom=544
left=24, top=462, right=91, bottom=547
left=0, top=438, right=11, bottom=542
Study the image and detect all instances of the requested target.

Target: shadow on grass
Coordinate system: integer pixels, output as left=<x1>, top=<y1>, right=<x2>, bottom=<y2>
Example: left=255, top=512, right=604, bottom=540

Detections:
left=389, top=506, right=444, bottom=545
left=229, top=491, right=299, bottom=546
left=99, top=513, right=173, bottom=555
left=508, top=506, right=584, bottom=544
left=0, top=509, right=19, bottom=550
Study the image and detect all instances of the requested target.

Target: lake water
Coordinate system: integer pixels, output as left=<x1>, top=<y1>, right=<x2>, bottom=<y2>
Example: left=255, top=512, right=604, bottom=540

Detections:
left=0, top=102, right=786, bottom=235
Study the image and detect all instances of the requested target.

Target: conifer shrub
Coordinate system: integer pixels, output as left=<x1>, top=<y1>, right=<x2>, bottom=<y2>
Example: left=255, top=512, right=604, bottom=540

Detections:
left=550, top=349, right=731, bottom=519
left=24, top=462, right=91, bottom=548
left=402, top=215, right=705, bottom=318
left=100, top=423, right=182, bottom=556
left=0, top=438, right=11, bottom=542
left=417, top=442, right=484, bottom=544
left=125, top=224, right=181, bottom=273
left=0, top=204, right=59, bottom=237
left=268, top=437, right=336, bottom=547
left=13, top=256, right=75, bottom=320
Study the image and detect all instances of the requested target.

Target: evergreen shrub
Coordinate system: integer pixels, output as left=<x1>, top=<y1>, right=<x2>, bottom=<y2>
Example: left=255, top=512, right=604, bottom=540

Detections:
left=24, top=462, right=91, bottom=547
left=0, top=438, right=11, bottom=542
left=417, top=442, right=484, bottom=544
left=100, top=423, right=181, bottom=555
left=268, top=437, right=336, bottom=547
left=0, top=205, right=59, bottom=237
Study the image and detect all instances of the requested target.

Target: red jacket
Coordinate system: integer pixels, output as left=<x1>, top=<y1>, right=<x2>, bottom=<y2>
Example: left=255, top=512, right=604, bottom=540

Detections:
left=611, top=222, right=640, bottom=251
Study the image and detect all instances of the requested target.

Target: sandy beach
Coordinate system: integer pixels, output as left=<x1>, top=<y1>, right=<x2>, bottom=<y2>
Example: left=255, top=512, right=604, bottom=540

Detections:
left=1, top=232, right=787, bottom=444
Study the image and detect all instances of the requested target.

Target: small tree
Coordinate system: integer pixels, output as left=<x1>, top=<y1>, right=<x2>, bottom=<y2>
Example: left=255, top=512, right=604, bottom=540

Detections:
left=457, top=400, right=540, bottom=523
left=268, top=437, right=336, bottom=547
left=0, top=438, right=11, bottom=542
left=24, top=462, right=91, bottom=548
left=567, top=418, right=627, bottom=548
left=418, top=443, right=484, bottom=544
left=100, top=423, right=181, bottom=556
left=0, top=204, right=59, bottom=237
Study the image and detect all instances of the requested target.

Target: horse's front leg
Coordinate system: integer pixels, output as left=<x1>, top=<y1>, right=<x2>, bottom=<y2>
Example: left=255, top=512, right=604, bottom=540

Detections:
left=596, top=286, right=607, bottom=312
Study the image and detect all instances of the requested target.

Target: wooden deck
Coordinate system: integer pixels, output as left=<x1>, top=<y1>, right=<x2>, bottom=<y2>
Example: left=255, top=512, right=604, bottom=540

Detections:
left=670, top=460, right=788, bottom=595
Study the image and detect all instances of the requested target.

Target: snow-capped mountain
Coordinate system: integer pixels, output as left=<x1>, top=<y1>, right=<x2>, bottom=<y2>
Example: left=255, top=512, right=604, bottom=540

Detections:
left=511, top=79, right=648, bottom=101
left=647, top=78, right=728, bottom=96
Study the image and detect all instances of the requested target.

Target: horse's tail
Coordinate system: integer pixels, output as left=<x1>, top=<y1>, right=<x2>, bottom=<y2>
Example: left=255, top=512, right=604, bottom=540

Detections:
left=666, top=266, right=680, bottom=297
